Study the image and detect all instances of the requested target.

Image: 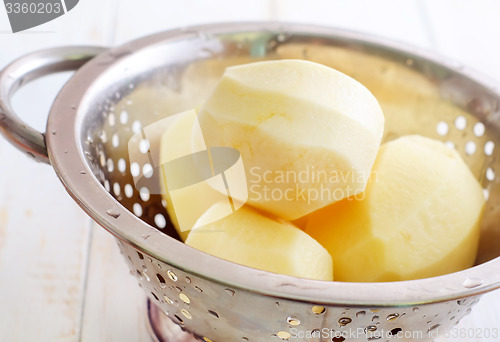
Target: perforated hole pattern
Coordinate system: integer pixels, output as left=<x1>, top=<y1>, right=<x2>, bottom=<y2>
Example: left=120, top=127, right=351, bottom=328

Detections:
left=81, top=33, right=500, bottom=341
left=119, top=242, right=480, bottom=341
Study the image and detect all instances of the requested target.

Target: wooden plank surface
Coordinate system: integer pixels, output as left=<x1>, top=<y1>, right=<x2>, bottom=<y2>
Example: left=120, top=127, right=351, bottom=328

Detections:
left=0, top=1, right=115, bottom=341
left=80, top=225, right=150, bottom=341
left=0, top=1, right=499, bottom=341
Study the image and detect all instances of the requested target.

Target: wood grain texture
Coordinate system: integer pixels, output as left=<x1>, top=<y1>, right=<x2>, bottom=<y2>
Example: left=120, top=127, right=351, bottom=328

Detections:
left=0, top=164, right=91, bottom=342
left=80, top=225, right=150, bottom=341
left=0, top=0, right=116, bottom=341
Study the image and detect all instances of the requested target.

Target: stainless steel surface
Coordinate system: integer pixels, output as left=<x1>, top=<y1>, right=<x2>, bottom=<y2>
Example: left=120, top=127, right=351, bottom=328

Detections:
left=2, top=22, right=500, bottom=341
left=0, top=46, right=106, bottom=163
left=147, top=299, right=197, bottom=342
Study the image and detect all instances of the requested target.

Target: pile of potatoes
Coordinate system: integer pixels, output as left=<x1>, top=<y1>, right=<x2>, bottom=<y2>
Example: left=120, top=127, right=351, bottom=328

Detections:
left=159, top=60, right=484, bottom=282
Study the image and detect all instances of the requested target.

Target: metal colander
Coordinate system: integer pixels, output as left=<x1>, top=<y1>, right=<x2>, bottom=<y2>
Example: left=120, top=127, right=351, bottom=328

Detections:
left=1, top=23, right=500, bottom=342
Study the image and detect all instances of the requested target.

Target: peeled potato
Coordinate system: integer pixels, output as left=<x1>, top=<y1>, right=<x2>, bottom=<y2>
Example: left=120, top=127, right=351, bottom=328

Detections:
left=186, top=203, right=333, bottom=281
left=304, top=135, right=485, bottom=282
left=159, top=110, right=230, bottom=241
left=197, top=59, right=384, bottom=220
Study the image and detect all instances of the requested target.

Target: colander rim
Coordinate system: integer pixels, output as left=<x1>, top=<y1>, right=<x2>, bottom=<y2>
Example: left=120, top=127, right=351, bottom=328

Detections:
left=46, top=21, right=500, bottom=306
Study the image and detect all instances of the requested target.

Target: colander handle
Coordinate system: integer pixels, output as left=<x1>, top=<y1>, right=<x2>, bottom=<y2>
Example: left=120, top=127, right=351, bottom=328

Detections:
left=0, top=46, right=106, bottom=164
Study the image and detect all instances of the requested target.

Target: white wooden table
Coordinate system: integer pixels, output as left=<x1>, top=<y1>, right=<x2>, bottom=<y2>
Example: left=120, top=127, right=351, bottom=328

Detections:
left=1, top=1, right=499, bottom=341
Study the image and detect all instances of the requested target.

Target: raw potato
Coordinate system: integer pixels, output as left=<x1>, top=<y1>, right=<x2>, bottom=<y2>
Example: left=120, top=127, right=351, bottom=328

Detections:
left=197, top=59, right=385, bottom=220
left=186, top=203, right=334, bottom=281
left=159, top=110, right=229, bottom=241
left=304, top=135, right=485, bottom=282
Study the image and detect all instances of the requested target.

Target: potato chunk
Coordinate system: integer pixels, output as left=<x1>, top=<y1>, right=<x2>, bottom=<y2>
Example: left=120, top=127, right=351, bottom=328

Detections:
left=197, top=59, right=384, bottom=219
left=305, top=135, right=485, bottom=282
left=186, top=203, right=333, bottom=281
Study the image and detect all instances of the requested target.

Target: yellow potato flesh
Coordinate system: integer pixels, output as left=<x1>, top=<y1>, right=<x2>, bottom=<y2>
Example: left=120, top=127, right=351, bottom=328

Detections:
left=159, top=110, right=229, bottom=241
left=305, top=135, right=485, bottom=282
left=197, top=59, right=384, bottom=220
left=186, top=203, right=333, bottom=281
